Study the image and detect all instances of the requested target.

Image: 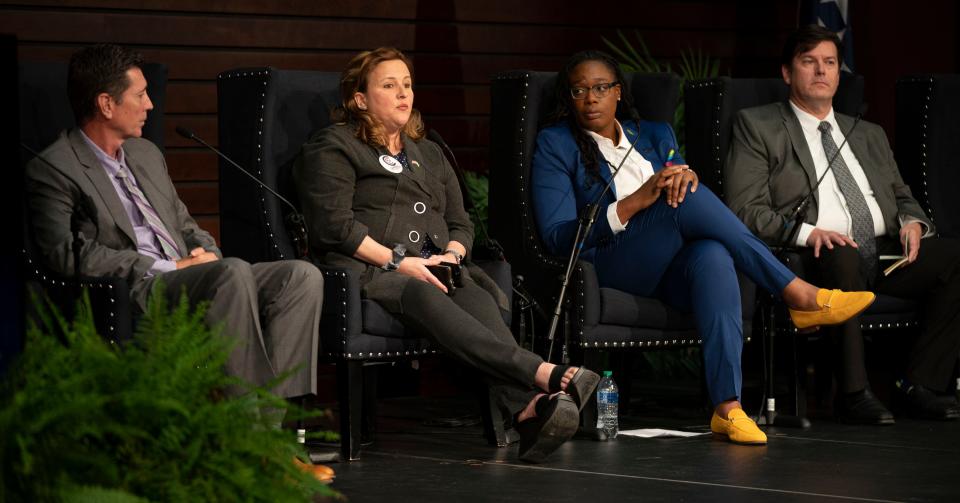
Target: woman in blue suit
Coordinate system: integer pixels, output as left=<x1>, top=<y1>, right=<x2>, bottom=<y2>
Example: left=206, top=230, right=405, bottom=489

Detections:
left=532, top=51, right=875, bottom=444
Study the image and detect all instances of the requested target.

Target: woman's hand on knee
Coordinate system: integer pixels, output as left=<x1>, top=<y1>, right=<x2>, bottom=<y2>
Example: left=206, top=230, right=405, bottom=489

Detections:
left=397, top=255, right=448, bottom=293
left=663, top=166, right=698, bottom=208
left=623, top=165, right=686, bottom=218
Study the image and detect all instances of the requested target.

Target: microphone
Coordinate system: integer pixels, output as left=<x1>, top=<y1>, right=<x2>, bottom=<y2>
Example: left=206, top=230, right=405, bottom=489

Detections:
left=425, top=128, right=506, bottom=261
left=777, top=103, right=868, bottom=248
left=545, top=111, right=647, bottom=356
left=175, top=126, right=309, bottom=259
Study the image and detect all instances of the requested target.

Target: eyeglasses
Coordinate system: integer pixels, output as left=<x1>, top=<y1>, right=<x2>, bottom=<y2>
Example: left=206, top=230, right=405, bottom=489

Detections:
left=570, top=81, right=619, bottom=100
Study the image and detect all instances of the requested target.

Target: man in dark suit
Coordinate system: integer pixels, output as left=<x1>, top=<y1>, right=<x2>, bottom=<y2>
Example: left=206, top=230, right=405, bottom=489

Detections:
left=24, top=44, right=323, bottom=403
left=726, top=25, right=960, bottom=423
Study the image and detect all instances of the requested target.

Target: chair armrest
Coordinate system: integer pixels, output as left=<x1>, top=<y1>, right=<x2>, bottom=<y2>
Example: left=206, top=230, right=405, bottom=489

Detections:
left=474, top=259, right=513, bottom=326
left=24, top=255, right=132, bottom=341
left=315, top=263, right=363, bottom=355
left=571, top=260, right=602, bottom=329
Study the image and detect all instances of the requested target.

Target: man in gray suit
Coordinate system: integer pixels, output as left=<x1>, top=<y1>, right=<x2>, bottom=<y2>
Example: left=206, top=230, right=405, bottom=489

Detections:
left=25, top=44, right=322, bottom=401
left=726, top=26, right=960, bottom=423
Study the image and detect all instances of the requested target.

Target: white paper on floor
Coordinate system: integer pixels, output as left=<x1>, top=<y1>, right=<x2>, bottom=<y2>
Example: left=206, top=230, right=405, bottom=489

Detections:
left=617, top=428, right=709, bottom=438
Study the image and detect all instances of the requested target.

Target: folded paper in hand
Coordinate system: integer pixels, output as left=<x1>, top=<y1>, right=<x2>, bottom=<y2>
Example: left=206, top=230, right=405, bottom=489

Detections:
left=879, top=254, right=909, bottom=277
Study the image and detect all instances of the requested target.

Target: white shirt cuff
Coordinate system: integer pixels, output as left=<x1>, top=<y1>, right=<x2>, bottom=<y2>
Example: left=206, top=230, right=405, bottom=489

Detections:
left=606, top=202, right=628, bottom=234
left=899, top=216, right=934, bottom=238
left=795, top=223, right=816, bottom=247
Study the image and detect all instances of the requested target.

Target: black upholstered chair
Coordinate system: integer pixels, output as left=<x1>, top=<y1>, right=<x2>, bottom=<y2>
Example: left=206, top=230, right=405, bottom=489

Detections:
left=896, top=75, right=960, bottom=239
left=685, top=75, right=919, bottom=332
left=19, top=61, right=168, bottom=342
left=685, top=76, right=920, bottom=417
left=489, top=71, right=756, bottom=428
left=217, top=67, right=515, bottom=460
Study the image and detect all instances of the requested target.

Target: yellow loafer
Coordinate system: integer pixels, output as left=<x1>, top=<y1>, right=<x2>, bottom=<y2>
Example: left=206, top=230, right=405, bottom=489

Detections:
left=788, top=289, right=875, bottom=330
left=293, top=457, right=335, bottom=484
left=710, top=408, right=767, bottom=445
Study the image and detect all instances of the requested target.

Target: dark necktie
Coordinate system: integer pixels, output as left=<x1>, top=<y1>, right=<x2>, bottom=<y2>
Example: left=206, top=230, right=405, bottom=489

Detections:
left=116, top=167, right=181, bottom=261
left=818, top=121, right=877, bottom=274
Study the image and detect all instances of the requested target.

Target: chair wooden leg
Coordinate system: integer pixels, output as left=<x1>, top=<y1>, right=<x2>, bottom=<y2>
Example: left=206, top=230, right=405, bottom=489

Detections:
left=577, top=350, right=606, bottom=440
left=362, top=364, right=378, bottom=445
left=479, top=385, right=505, bottom=446
left=337, top=360, right=364, bottom=461
left=478, top=384, right=519, bottom=447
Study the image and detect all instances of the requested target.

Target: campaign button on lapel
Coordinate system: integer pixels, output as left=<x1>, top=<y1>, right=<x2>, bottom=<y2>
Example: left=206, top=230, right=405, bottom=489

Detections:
left=379, top=155, right=403, bottom=173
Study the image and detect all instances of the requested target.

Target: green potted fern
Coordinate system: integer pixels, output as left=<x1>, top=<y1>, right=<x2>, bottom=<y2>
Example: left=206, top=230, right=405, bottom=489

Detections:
left=0, top=291, right=336, bottom=502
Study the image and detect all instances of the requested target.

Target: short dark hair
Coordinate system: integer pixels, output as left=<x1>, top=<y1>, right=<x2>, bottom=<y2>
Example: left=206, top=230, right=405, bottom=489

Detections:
left=781, top=25, right=843, bottom=68
left=68, top=44, right=144, bottom=125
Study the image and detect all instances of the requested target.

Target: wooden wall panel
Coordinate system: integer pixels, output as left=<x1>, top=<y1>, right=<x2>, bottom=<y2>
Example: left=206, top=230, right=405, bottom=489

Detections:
left=2, top=0, right=813, bottom=242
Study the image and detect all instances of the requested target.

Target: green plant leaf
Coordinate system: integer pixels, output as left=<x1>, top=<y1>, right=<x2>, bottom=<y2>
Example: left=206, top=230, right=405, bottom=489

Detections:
left=63, top=486, right=150, bottom=503
left=1, top=288, right=336, bottom=501
left=603, top=30, right=721, bottom=149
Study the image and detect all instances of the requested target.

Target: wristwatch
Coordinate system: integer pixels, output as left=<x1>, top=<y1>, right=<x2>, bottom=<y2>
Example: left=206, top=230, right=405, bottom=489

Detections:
left=444, top=249, right=464, bottom=265
left=382, top=244, right=407, bottom=271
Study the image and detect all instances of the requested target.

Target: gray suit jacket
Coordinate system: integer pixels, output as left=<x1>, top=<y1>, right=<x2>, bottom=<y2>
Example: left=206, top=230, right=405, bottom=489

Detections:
left=724, top=101, right=932, bottom=245
left=293, top=123, right=506, bottom=312
left=25, top=129, right=219, bottom=292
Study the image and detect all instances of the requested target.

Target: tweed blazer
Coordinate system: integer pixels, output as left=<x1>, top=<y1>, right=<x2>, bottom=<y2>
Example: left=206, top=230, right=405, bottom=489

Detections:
left=724, top=101, right=933, bottom=245
left=25, top=129, right=219, bottom=291
left=294, top=123, right=504, bottom=311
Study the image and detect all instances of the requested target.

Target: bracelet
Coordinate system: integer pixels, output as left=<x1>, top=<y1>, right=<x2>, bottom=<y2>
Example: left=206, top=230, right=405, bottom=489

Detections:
left=444, top=249, right=464, bottom=264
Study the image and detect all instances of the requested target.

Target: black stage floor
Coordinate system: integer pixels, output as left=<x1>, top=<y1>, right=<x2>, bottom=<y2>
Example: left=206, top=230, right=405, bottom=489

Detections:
left=317, top=396, right=960, bottom=502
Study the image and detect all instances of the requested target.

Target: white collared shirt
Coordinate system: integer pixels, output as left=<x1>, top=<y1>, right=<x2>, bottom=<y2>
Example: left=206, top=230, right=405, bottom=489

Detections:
left=584, top=120, right=655, bottom=234
left=789, top=101, right=887, bottom=246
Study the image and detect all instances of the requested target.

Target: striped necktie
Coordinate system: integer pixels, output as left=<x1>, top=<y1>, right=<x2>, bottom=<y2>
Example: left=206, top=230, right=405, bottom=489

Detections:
left=818, top=121, right=877, bottom=275
left=115, top=167, right=181, bottom=261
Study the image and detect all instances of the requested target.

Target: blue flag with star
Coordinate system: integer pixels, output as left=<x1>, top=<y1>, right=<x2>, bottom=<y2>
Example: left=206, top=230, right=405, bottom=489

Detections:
left=801, top=0, right=855, bottom=73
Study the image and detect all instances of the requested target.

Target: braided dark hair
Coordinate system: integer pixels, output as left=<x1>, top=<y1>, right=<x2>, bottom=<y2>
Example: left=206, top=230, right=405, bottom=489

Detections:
left=550, top=50, right=640, bottom=186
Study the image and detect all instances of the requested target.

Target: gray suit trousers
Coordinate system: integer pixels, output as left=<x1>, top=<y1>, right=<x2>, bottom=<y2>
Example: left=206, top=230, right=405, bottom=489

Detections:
left=131, top=258, right=322, bottom=398
left=383, top=277, right=542, bottom=416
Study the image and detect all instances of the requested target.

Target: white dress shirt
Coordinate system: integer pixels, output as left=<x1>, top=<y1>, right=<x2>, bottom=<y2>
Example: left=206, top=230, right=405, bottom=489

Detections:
left=584, top=120, right=656, bottom=234
left=789, top=101, right=888, bottom=246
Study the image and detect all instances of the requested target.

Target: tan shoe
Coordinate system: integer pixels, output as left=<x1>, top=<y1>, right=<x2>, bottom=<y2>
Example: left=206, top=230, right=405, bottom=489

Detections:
left=788, top=289, right=875, bottom=330
left=293, top=457, right=335, bottom=484
left=710, top=408, right=767, bottom=445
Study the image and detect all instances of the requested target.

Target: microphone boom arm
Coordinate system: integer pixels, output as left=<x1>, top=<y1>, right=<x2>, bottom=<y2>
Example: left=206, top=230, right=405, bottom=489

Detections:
left=175, top=126, right=310, bottom=259
left=544, top=121, right=644, bottom=362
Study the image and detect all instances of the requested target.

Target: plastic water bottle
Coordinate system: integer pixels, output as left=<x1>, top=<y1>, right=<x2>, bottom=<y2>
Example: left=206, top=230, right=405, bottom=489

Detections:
left=596, top=370, right=619, bottom=439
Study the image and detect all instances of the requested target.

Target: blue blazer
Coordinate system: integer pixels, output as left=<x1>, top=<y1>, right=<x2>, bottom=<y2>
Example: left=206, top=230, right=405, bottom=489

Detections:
left=531, top=120, right=684, bottom=260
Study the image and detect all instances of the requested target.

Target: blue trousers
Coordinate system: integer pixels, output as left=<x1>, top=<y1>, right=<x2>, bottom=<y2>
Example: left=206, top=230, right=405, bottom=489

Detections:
left=591, top=186, right=795, bottom=405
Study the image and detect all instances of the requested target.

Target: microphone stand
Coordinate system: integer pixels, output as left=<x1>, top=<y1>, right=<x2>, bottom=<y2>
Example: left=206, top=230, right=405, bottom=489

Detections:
left=427, top=129, right=553, bottom=354
left=759, top=110, right=865, bottom=428
left=175, top=127, right=310, bottom=259
left=545, top=120, right=644, bottom=363
left=426, top=129, right=506, bottom=261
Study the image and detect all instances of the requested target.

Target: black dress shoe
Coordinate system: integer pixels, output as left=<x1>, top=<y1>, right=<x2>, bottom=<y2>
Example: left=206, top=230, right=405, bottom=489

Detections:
left=836, top=389, right=895, bottom=425
left=897, top=383, right=960, bottom=421
left=516, top=394, right=579, bottom=463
